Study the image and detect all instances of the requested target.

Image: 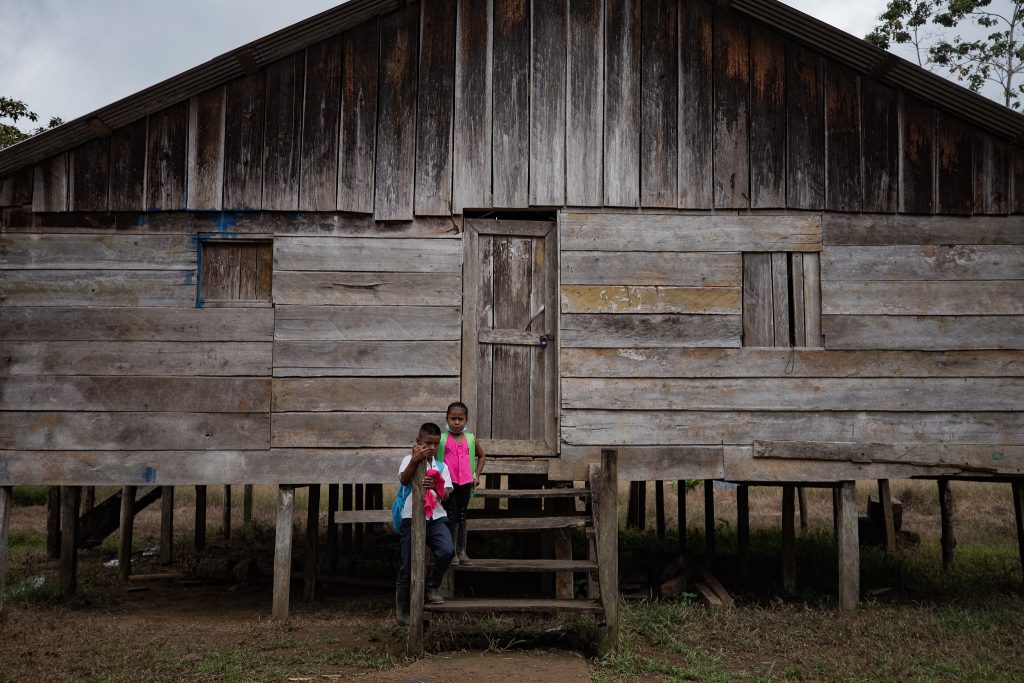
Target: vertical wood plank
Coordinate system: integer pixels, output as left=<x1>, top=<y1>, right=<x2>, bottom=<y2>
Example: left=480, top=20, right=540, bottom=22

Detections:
left=118, top=486, right=136, bottom=581
left=770, top=252, right=791, bottom=347
left=861, top=79, right=899, bottom=213
left=787, top=44, right=824, bottom=210
left=554, top=528, right=574, bottom=599
left=791, top=254, right=806, bottom=347
left=935, top=113, right=974, bottom=215
left=742, top=253, right=774, bottom=346
left=974, top=133, right=1011, bottom=215
left=304, top=484, right=320, bottom=600
left=492, top=0, right=530, bottom=208
left=109, top=119, right=148, bottom=211
left=70, top=137, right=110, bottom=211
left=798, top=487, right=809, bottom=534
left=604, top=0, right=641, bottom=207
left=244, top=487, right=253, bottom=531
left=878, top=479, right=896, bottom=553
left=938, top=478, right=955, bottom=572
left=32, top=154, right=68, bottom=212
left=188, top=88, right=226, bottom=211
left=327, top=483, right=339, bottom=573
left=825, top=62, right=862, bottom=212
left=194, top=485, right=207, bottom=552
left=678, top=0, right=713, bottom=209
left=640, top=0, right=677, bottom=207
left=341, top=483, right=353, bottom=554
left=802, top=252, right=822, bottom=347
left=491, top=236, right=533, bottom=439
left=704, top=480, right=716, bottom=563
left=782, top=484, right=796, bottom=594
left=749, top=25, right=786, bottom=209
left=47, top=487, right=61, bottom=559
left=567, top=0, right=603, bottom=206
left=453, top=0, right=492, bottom=213
left=712, top=8, right=749, bottom=209
left=836, top=480, right=859, bottom=610
left=530, top=0, right=566, bottom=207
left=654, top=480, right=666, bottom=538
left=273, top=486, right=294, bottom=620
left=223, top=72, right=267, bottom=210
left=375, top=5, right=419, bottom=221
left=899, top=95, right=935, bottom=215
left=82, top=487, right=96, bottom=514
left=0, top=487, right=11, bottom=613
left=416, top=0, right=457, bottom=215
left=737, top=484, right=749, bottom=578
left=339, top=19, right=380, bottom=213
left=60, top=486, right=80, bottom=595
left=146, top=102, right=188, bottom=210
left=160, top=486, right=174, bottom=565
left=408, top=459, right=427, bottom=654
left=677, top=479, right=687, bottom=552
left=596, top=449, right=619, bottom=655
left=300, top=37, right=342, bottom=212
left=263, top=53, right=305, bottom=211
left=223, top=485, right=232, bottom=539
left=1013, top=147, right=1024, bottom=214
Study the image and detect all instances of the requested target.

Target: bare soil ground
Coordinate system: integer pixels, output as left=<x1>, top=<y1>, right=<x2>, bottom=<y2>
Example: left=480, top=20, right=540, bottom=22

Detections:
left=2, top=481, right=1023, bottom=682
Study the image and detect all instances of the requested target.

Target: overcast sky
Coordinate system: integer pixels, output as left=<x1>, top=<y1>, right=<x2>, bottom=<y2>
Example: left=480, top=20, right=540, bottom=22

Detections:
left=0, top=1, right=906, bottom=129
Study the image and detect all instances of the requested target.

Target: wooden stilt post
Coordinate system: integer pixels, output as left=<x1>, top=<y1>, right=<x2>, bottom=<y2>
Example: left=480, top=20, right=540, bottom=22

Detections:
left=355, top=484, right=365, bottom=549
left=304, top=484, right=320, bottom=601
left=82, top=486, right=96, bottom=513
left=836, top=481, right=859, bottom=610
left=273, top=486, right=295, bottom=620
left=46, top=486, right=61, bottom=559
left=407, top=460, right=427, bottom=655
left=595, top=449, right=619, bottom=656
left=341, top=484, right=353, bottom=556
left=484, top=474, right=501, bottom=511
left=737, top=484, right=750, bottom=579
left=194, top=485, right=207, bottom=552
left=878, top=479, right=897, bottom=553
left=704, top=480, right=716, bottom=563
left=327, top=484, right=339, bottom=574
left=797, top=487, right=809, bottom=535
left=655, top=480, right=666, bottom=539
left=60, top=486, right=81, bottom=596
left=782, top=485, right=796, bottom=595
left=938, top=479, right=955, bottom=572
left=160, top=486, right=174, bottom=566
left=119, top=486, right=136, bottom=581
left=677, top=480, right=687, bottom=552
left=832, top=487, right=840, bottom=537
left=1012, top=481, right=1024, bottom=582
left=0, top=486, right=11, bottom=613
left=243, top=485, right=254, bottom=532
left=627, top=481, right=646, bottom=529
left=223, top=485, right=232, bottom=540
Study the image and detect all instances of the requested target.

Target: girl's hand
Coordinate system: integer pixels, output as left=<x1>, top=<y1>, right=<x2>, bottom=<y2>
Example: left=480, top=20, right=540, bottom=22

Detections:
left=473, top=477, right=480, bottom=488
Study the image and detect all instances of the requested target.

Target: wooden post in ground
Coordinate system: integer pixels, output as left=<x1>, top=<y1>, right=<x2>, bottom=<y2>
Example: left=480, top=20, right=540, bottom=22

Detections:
left=1012, top=481, right=1024, bottom=582
left=118, top=486, right=137, bottom=581
left=355, top=484, right=365, bottom=549
left=655, top=480, right=666, bottom=539
left=160, top=486, right=174, bottom=566
left=327, top=484, right=339, bottom=574
left=60, top=486, right=81, bottom=596
left=223, top=485, right=232, bottom=540
left=243, top=485, right=254, bottom=532
left=304, top=484, right=320, bottom=601
left=797, top=487, right=809, bottom=534
left=46, top=486, right=61, bottom=559
left=0, top=486, right=11, bottom=613
left=484, top=474, right=501, bottom=511
left=407, top=459, right=427, bottom=655
left=627, top=481, right=646, bottom=529
left=82, top=486, right=96, bottom=513
left=938, top=479, right=955, bottom=572
left=194, top=485, right=207, bottom=551
left=836, top=481, right=859, bottom=610
left=341, top=484, right=353, bottom=555
left=596, top=449, right=619, bottom=655
left=832, top=488, right=840, bottom=537
left=704, top=480, right=716, bottom=563
left=878, top=479, right=897, bottom=553
left=677, top=480, right=687, bottom=552
left=737, top=485, right=750, bottom=579
left=273, top=486, right=295, bottom=620
left=782, top=485, right=797, bottom=595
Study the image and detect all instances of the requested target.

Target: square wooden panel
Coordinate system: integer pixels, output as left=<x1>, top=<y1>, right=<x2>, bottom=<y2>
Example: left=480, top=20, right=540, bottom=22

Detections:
left=200, top=241, right=272, bottom=305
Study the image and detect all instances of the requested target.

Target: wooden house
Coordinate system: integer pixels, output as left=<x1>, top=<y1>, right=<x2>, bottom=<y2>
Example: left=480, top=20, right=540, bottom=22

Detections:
left=2, top=0, right=1024, bottom=626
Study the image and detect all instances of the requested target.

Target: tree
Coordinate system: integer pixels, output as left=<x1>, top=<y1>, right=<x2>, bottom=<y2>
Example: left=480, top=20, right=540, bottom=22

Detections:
left=0, top=97, right=63, bottom=150
left=866, top=1, right=1024, bottom=110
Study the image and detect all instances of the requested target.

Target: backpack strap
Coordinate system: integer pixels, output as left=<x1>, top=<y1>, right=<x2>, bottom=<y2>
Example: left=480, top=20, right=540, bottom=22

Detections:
left=436, top=432, right=449, bottom=463
left=466, top=432, right=477, bottom=479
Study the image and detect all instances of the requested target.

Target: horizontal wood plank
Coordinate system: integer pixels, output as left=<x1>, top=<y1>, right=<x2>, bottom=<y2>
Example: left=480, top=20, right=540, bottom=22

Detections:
left=273, top=341, right=459, bottom=376
left=560, top=314, right=741, bottom=347
left=560, top=347, right=1024, bottom=378
left=273, top=305, right=461, bottom=341
left=273, top=377, right=457, bottom=412
left=753, top=441, right=1024, bottom=475
left=271, top=411, right=439, bottom=448
left=479, top=439, right=556, bottom=457
left=0, top=270, right=196, bottom=307
left=822, top=214, right=1024, bottom=246
left=822, top=245, right=1024, bottom=281
left=822, top=315, right=1024, bottom=350
left=551, top=445, right=724, bottom=481
left=562, top=213, right=821, bottom=252
left=274, top=237, right=461, bottom=272
left=561, top=285, right=740, bottom=314
left=272, top=271, right=462, bottom=306
left=822, top=280, right=1024, bottom=315
left=0, top=307, right=274, bottom=341
left=0, top=341, right=272, bottom=376
left=561, top=250, right=741, bottom=286
left=0, top=235, right=196, bottom=270
left=722, top=446, right=963, bottom=482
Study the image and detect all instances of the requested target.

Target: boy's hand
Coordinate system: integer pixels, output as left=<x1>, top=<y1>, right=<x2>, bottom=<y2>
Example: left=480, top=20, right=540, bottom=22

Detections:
left=411, top=443, right=430, bottom=462
left=422, top=476, right=437, bottom=492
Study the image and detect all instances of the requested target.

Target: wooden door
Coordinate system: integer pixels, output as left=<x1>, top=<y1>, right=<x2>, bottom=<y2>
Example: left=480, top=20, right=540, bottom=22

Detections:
left=462, top=219, right=558, bottom=456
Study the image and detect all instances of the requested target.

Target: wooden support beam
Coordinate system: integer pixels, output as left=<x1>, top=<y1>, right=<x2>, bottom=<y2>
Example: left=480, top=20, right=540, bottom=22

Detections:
left=341, top=483, right=353, bottom=555
left=484, top=474, right=501, bottom=511
left=704, top=480, right=716, bottom=563
left=272, top=486, right=295, bottom=620
left=782, top=485, right=797, bottom=595
left=327, top=484, right=339, bottom=574
left=407, top=459, right=427, bottom=655
left=355, top=484, right=365, bottom=549
left=304, top=484, right=320, bottom=601
left=194, top=485, right=207, bottom=551
left=0, top=486, right=11, bottom=613
left=554, top=528, right=574, bottom=599
left=243, top=484, right=254, bottom=532
left=1013, top=481, right=1024, bottom=582
left=878, top=479, right=897, bottom=553
left=223, top=485, right=232, bottom=539
left=160, top=486, right=174, bottom=566
left=832, top=487, right=839, bottom=537
left=797, top=487, right=809, bottom=535
left=938, top=478, right=955, bottom=572
left=60, top=486, right=81, bottom=595
left=836, top=481, right=859, bottom=610
left=82, top=486, right=96, bottom=513
left=627, top=480, right=645, bottom=529
left=119, top=485, right=136, bottom=581
left=595, top=449, right=619, bottom=656
left=655, top=480, right=666, bottom=538
left=678, top=480, right=687, bottom=552
left=47, top=486, right=61, bottom=559
left=737, top=484, right=750, bottom=579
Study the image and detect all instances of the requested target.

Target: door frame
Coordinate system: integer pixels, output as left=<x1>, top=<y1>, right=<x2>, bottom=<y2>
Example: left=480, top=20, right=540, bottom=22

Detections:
left=461, top=218, right=559, bottom=456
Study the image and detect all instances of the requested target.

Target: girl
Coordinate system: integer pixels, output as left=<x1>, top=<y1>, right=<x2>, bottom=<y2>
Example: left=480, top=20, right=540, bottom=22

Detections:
left=436, top=401, right=486, bottom=565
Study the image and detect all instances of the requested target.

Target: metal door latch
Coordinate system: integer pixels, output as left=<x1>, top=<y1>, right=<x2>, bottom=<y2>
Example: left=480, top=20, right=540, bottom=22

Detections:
left=538, top=335, right=548, bottom=348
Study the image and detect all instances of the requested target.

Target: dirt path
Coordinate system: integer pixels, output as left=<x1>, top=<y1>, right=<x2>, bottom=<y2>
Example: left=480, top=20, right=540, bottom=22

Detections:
left=348, top=651, right=591, bottom=682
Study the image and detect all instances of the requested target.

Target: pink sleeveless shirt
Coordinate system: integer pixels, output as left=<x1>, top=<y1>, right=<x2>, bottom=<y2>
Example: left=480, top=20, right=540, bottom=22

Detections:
left=444, top=432, right=473, bottom=485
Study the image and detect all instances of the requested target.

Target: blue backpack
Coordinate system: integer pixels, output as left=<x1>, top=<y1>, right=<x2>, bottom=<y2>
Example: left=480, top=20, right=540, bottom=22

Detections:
left=391, top=481, right=411, bottom=532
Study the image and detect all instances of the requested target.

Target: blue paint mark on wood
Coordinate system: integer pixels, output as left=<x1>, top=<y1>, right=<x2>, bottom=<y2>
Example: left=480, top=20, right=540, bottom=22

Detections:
left=0, top=456, right=9, bottom=482
left=143, top=467, right=156, bottom=484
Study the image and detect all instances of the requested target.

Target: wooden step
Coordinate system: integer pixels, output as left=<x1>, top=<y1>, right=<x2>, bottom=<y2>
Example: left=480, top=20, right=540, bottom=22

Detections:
left=452, top=558, right=597, bottom=573
left=467, top=515, right=591, bottom=532
left=424, top=598, right=603, bottom=614
left=334, top=509, right=390, bottom=525
left=473, top=488, right=590, bottom=499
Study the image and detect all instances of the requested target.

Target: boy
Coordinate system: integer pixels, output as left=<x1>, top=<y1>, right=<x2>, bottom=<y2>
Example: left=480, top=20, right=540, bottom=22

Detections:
left=395, top=422, right=454, bottom=625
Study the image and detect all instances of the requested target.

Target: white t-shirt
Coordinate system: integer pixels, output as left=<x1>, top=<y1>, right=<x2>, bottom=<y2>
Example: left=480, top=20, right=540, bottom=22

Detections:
left=397, top=454, right=453, bottom=520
